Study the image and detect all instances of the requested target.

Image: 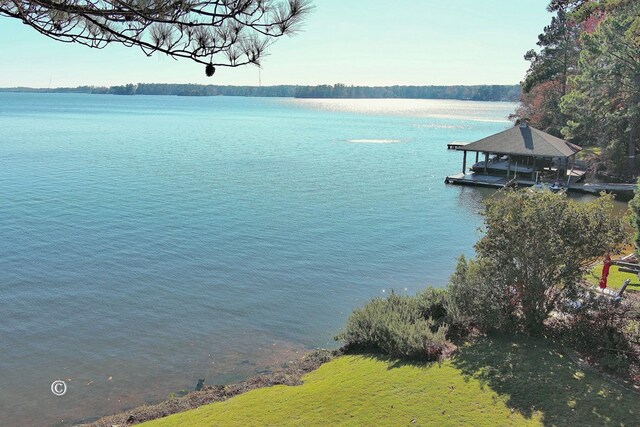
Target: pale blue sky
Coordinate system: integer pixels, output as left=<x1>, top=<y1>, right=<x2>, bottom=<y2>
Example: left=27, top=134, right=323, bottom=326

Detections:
left=0, top=0, right=551, bottom=87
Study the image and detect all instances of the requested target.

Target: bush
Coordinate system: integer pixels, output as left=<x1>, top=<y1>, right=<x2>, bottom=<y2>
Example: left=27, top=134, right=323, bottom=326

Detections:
left=416, top=287, right=448, bottom=322
left=557, top=292, right=640, bottom=374
left=446, top=255, right=517, bottom=332
left=335, top=292, right=449, bottom=360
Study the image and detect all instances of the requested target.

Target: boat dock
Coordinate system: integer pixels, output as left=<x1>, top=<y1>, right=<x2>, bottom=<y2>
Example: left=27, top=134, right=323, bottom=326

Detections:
left=445, top=125, right=637, bottom=200
left=444, top=172, right=636, bottom=200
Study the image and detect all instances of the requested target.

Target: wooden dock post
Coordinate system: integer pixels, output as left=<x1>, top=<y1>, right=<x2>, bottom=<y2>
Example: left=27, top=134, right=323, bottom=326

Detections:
left=462, top=151, right=467, bottom=174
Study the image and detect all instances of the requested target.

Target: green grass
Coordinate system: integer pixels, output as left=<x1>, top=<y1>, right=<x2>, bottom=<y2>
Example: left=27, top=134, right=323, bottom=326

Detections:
left=142, top=335, right=638, bottom=426
left=576, top=147, right=602, bottom=161
left=587, top=265, right=640, bottom=292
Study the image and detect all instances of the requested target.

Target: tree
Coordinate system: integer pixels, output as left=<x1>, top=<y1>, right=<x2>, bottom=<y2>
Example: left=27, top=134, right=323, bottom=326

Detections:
left=561, top=0, right=640, bottom=175
left=449, top=189, right=625, bottom=332
left=515, top=80, right=565, bottom=136
left=0, top=0, right=312, bottom=76
left=516, top=1, right=584, bottom=135
left=522, top=1, right=583, bottom=96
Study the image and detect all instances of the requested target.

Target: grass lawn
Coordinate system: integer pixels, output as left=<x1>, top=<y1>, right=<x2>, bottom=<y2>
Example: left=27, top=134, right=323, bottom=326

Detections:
left=142, top=335, right=638, bottom=426
left=587, top=265, right=640, bottom=292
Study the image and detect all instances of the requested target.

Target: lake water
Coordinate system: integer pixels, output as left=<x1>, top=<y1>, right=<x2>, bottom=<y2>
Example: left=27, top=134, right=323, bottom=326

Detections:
left=1, top=93, right=516, bottom=425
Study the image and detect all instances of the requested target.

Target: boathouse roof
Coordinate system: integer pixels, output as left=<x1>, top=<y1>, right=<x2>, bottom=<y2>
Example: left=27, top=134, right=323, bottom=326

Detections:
left=461, top=124, right=581, bottom=158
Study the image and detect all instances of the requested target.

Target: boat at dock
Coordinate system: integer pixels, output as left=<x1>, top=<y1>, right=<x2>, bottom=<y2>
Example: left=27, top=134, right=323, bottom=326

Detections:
left=530, top=181, right=564, bottom=193
left=471, top=159, right=535, bottom=175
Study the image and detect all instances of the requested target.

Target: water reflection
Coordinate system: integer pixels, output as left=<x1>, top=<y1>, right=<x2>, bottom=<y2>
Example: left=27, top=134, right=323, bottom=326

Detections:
left=284, top=98, right=516, bottom=122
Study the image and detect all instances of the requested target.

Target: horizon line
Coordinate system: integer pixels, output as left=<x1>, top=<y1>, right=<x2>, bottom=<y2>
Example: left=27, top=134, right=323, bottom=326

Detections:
left=0, top=82, right=521, bottom=90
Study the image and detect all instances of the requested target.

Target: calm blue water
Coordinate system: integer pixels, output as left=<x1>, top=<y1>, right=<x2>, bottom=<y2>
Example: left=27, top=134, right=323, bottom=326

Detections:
left=1, top=93, right=512, bottom=425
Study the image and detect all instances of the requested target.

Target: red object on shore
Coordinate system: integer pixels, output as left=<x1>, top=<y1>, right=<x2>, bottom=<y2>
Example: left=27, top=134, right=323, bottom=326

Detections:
left=599, top=254, right=611, bottom=289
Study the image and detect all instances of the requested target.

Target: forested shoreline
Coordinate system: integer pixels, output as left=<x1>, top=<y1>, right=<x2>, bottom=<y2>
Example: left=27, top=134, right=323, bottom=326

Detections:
left=516, top=0, right=639, bottom=177
left=0, top=83, right=520, bottom=101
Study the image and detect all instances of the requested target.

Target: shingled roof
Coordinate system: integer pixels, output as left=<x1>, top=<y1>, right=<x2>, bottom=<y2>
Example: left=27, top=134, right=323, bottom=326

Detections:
left=462, top=125, right=581, bottom=158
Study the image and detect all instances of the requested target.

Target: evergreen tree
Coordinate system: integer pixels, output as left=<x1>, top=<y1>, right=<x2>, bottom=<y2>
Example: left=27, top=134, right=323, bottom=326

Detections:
left=0, top=0, right=311, bottom=75
left=561, top=0, right=640, bottom=175
left=517, top=1, right=583, bottom=135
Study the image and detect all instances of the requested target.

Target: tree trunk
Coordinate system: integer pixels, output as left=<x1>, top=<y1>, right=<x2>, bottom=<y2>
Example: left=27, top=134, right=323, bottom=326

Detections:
left=629, top=73, right=640, bottom=177
left=630, top=119, right=638, bottom=176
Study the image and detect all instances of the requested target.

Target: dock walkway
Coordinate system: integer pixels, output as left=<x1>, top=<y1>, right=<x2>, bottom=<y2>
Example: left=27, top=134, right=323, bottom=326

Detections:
left=444, top=173, right=636, bottom=200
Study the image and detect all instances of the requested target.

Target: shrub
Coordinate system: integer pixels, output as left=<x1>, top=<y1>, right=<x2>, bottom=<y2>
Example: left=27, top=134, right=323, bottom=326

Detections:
left=556, top=292, right=640, bottom=376
left=446, top=255, right=518, bottom=332
left=416, top=287, right=448, bottom=322
left=335, top=292, right=449, bottom=360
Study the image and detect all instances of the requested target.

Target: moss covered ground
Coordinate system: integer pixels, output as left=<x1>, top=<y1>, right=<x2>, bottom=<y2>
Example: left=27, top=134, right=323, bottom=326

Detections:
left=142, top=335, right=638, bottom=426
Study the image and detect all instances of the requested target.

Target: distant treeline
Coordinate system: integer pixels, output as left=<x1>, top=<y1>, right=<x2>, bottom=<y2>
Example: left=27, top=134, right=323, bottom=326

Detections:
left=294, top=84, right=520, bottom=101
left=0, top=83, right=520, bottom=101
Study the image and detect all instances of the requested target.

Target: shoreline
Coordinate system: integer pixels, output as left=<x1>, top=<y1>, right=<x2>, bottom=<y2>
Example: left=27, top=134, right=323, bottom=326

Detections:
left=82, top=334, right=640, bottom=427
left=82, top=349, right=339, bottom=426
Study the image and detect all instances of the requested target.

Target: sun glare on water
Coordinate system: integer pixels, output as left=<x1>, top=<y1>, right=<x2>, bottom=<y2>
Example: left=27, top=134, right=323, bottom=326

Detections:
left=285, top=98, right=514, bottom=123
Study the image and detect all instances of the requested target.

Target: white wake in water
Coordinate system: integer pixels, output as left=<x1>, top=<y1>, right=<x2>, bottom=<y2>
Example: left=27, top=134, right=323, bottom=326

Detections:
left=347, top=139, right=404, bottom=144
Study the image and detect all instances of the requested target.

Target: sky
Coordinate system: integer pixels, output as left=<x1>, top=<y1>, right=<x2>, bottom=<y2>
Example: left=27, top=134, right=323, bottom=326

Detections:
left=0, top=0, right=553, bottom=88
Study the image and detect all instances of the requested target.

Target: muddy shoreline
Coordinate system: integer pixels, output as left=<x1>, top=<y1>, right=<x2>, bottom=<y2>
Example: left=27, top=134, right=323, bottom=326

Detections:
left=81, top=349, right=340, bottom=426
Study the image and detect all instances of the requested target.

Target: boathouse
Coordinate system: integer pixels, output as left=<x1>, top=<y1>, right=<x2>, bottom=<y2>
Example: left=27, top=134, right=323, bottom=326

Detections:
left=446, top=123, right=583, bottom=185
left=445, top=123, right=639, bottom=199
